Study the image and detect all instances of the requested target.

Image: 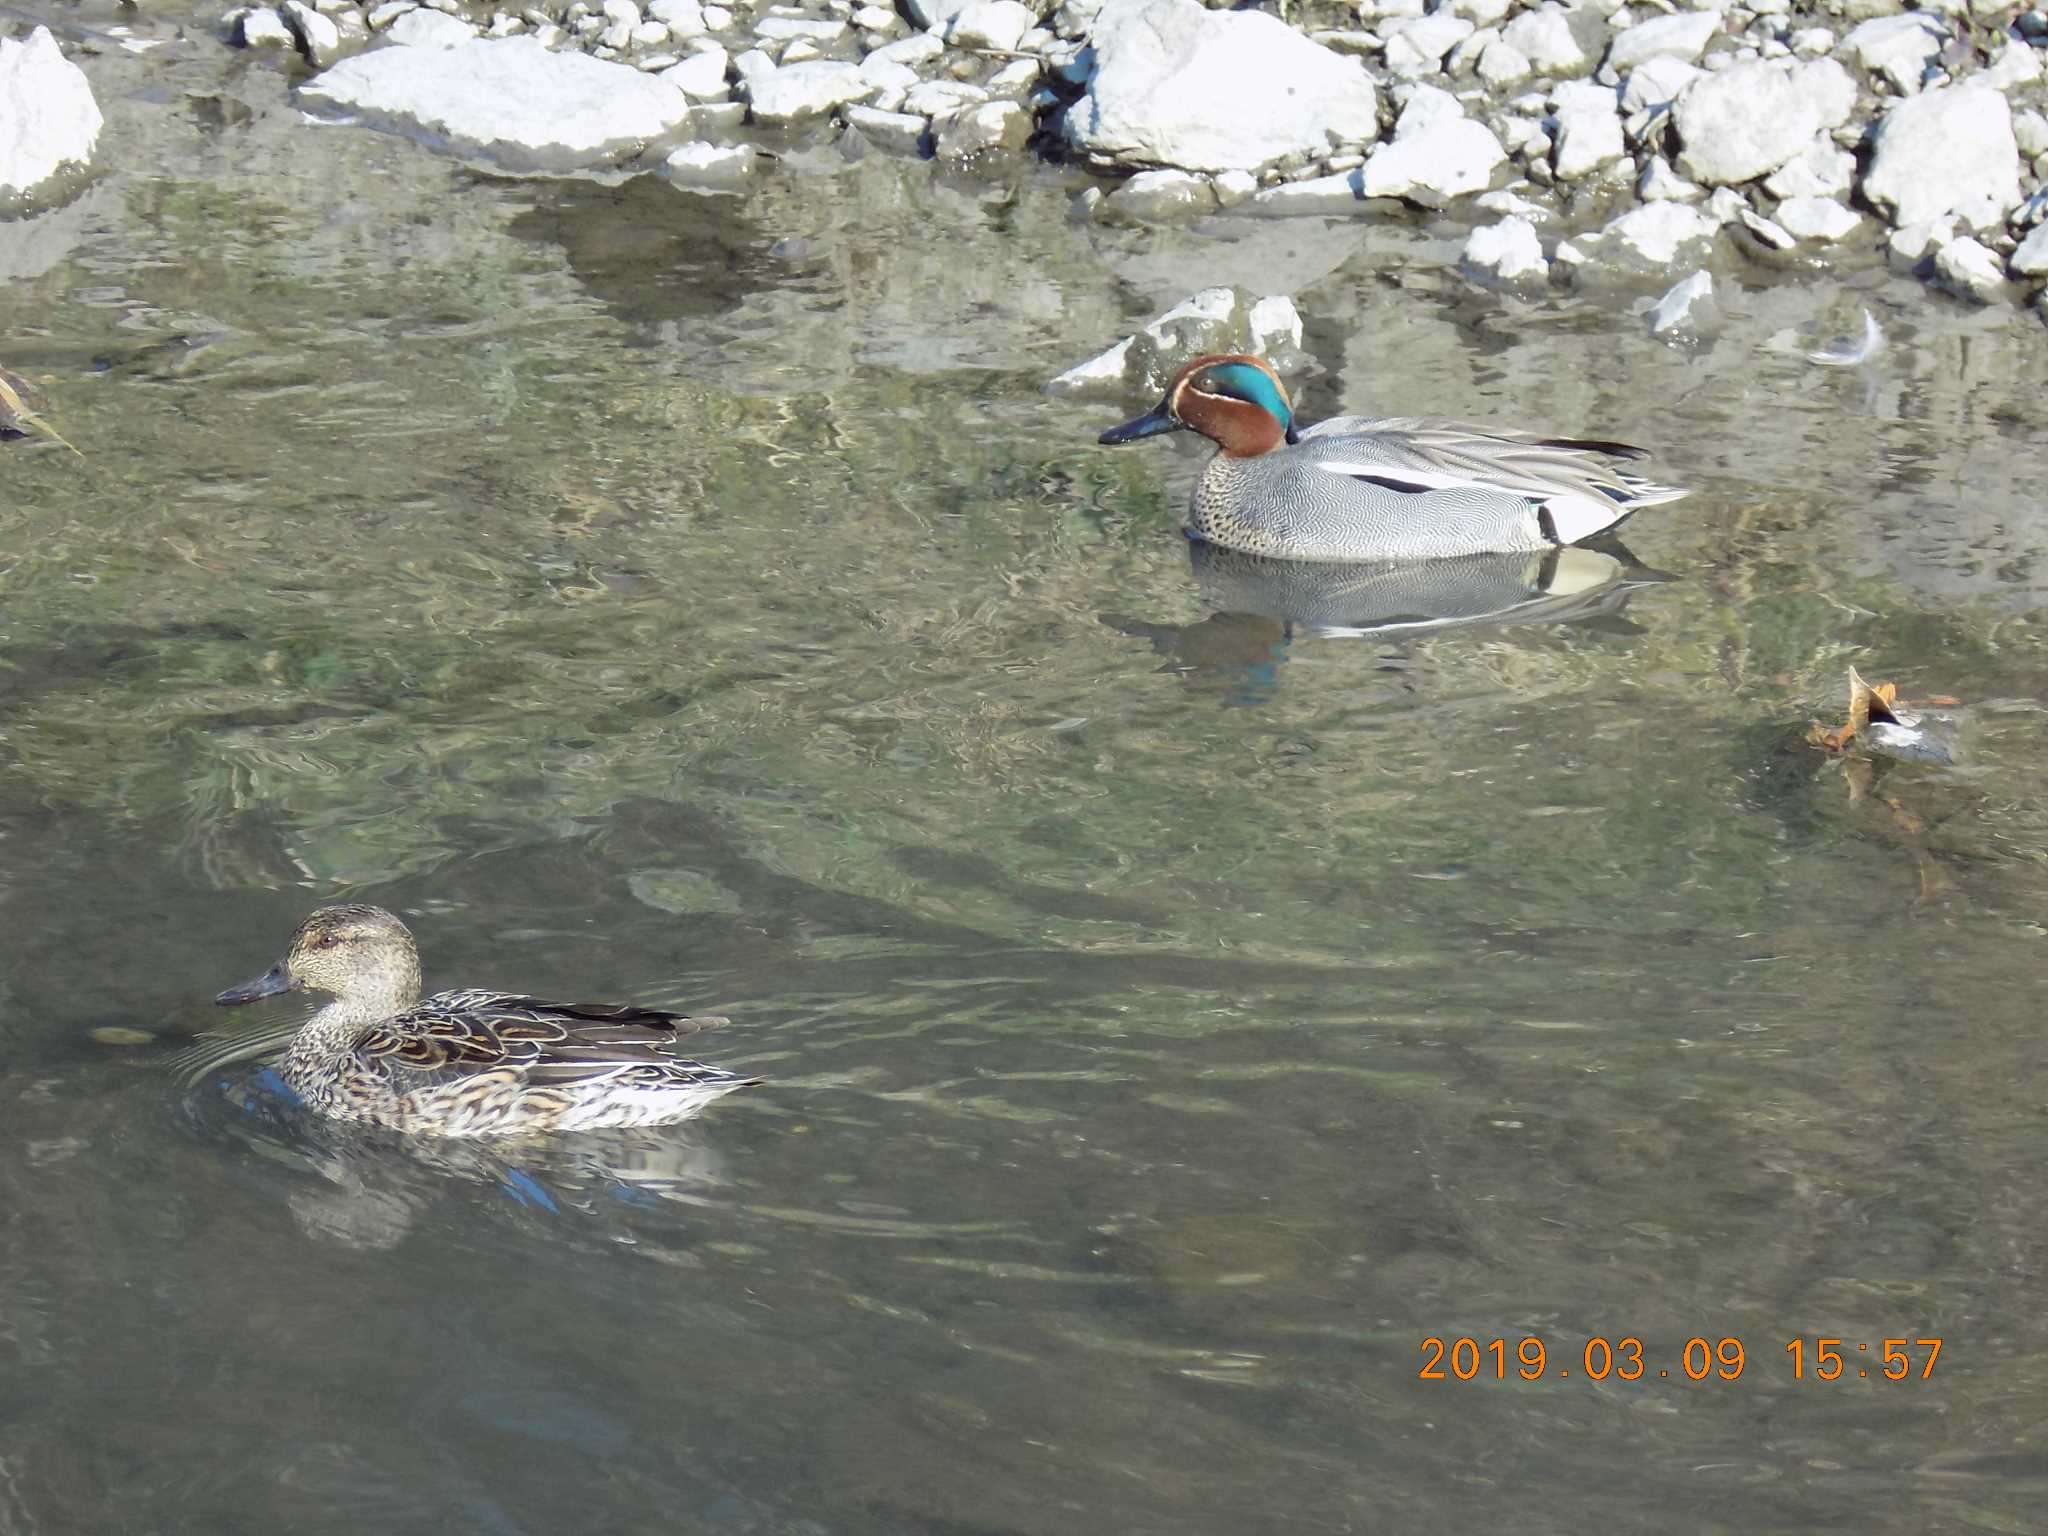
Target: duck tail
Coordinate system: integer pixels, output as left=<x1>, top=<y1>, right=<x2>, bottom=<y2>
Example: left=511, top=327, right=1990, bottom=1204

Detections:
left=1616, top=474, right=1689, bottom=508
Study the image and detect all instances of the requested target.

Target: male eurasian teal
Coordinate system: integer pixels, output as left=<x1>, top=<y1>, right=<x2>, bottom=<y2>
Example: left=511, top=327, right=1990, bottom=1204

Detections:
left=1098, top=353, right=1687, bottom=562
left=214, top=904, right=758, bottom=1137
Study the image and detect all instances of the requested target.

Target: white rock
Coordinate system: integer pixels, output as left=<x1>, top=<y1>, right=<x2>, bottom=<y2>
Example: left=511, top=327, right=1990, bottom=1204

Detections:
left=1646, top=269, right=1714, bottom=337
left=903, top=0, right=974, bottom=29
left=902, top=79, right=985, bottom=113
left=1638, top=154, right=1701, bottom=200
left=651, top=0, right=704, bottom=31
left=664, top=139, right=755, bottom=183
left=1212, top=168, right=1256, bottom=205
left=1474, top=185, right=1549, bottom=219
left=366, top=2, right=414, bottom=28
left=1245, top=170, right=1362, bottom=215
left=1358, top=116, right=1503, bottom=202
left=1887, top=216, right=1951, bottom=270
left=2014, top=109, right=2048, bottom=158
left=661, top=43, right=729, bottom=96
left=1775, top=195, right=1861, bottom=242
left=844, top=103, right=927, bottom=150
left=859, top=55, right=919, bottom=92
left=1931, top=235, right=2008, bottom=302
left=1620, top=53, right=1700, bottom=113
left=1104, top=167, right=1220, bottom=218
left=284, top=0, right=347, bottom=65
left=1461, top=215, right=1547, bottom=284
left=1839, top=13, right=1945, bottom=94
left=1049, top=288, right=1303, bottom=394
left=297, top=36, right=690, bottom=172
left=1607, top=10, right=1718, bottom=71
left=1673, top=57, right=1854, bottom=185
left=2010, top=223, right=2048, bottom=277
left=1739, top=208, right=1795, bottom=249
left=945, top=0, right=1033, bottom=50
left=603, top=0, right=642, bottom=25
left=1393, top=82, right=1464, bottom=138
left=240, top=7, right=297, bottom=45
left=702, top=5, right=732, bottom=28
left=852, top=4, right=896, bottom=28
left=1552, top=84, right=1624, bottom=179
left=386, top=7, right=477, bottom=44
left=1476, top=38, right=1531, bottom=86
left=1382, top=12, right=1474, bottom=75
left=1983, top=42, right=2043, bottom=91
left=1247, top=294, right=1301, bottom=355
left=731, top=44, right=775, bottom=81
left=1500, top=6, right=1582, bottom=74
left=1601, top=200, right=1720, bottom=264
left=933, top=98, right=1028, bottom=156
left=1451, top=0, right=1511, bottom=24
left=0, top=28, right=101, bottom=197
left=1862, top=85, right=2020, bottom=231
left=1065, top=0, right=1378, bottom=174
left=755, top=15, right=845, bottom=41
left=741, top=59, right=877, bottom=122
left=869, top=32, right=943, bottom=65
left=1762, top=134, right=1853, bottom=198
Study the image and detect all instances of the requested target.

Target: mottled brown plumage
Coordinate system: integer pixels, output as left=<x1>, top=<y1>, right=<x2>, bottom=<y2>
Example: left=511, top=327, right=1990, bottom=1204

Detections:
left=214, top=904, right=758, bottom=1137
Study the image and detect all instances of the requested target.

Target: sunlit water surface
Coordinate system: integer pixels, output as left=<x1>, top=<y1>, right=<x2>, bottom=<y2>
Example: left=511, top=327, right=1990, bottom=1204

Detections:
left=5, top=8, right=2048, bottom=1533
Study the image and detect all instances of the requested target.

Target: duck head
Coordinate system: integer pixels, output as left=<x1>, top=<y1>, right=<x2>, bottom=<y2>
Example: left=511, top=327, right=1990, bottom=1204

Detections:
left=215, top=902, right=423, bottom=1014
left=1098, top=354, right=1295, bottom=458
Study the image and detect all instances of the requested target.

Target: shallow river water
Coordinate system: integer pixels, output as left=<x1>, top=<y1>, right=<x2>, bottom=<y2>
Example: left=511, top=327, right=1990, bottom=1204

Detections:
left=6, top=8, right=2048, bottom=1533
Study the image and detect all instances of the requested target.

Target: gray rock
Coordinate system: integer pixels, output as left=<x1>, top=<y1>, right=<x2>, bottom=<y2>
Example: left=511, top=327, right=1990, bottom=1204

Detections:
left=1607, top=10, right=1719, bottom=72
left=844, top=104, right=928, bottom=151
left=1104, top=167, right=1221, bottom=219
left=1461, top=215, right=1548, bottom=286
left=1673, top=57, right=1854, bottom=186
left=1930, top=235, right=2009, bottom=302
left=2010, top=223, right=2048, bottom=277
left=1862, top=84, right=2020, bottom=230
left=1838, top=13, right=1945, bottom=94
left=741, top=59, right=878, bottom=123
left=1774, top=194, right=1862, bottom=242
left=298, top=36, right=691, bottom=172
left=1500, top=5, right=1582, bottom=74
left=0, top=27, right=101, bottom=198
left=664, top=139, right=757, bottom=184
left=284, top=0, right=348, bottom=64
left=1646, top=269, right=1715, bottom=338
left=386, top=7, right=477, bottom=44
left=1065, top=0, right=1377, bottom=174
left=240, top=6, right=297, bottom=45
left=933, top=99, right=1029, bottom=156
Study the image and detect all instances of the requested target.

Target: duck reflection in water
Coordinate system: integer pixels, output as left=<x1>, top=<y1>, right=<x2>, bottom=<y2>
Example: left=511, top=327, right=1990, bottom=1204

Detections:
left=1104, top=539, right=1671, bottom=699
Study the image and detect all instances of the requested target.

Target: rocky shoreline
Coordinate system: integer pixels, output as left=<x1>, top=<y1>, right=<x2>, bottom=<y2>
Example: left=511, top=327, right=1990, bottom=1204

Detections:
left=5, top=0, right=2048, bottom=333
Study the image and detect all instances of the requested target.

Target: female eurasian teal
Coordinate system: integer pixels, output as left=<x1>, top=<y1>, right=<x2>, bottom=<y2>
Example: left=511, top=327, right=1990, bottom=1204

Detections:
left=1098, top=353, right=1687, bottom=562
left=214, top=904, right=758, bottom=1137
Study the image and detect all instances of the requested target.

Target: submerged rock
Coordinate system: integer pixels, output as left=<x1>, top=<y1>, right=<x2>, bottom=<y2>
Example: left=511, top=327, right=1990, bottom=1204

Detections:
left=298, top=37, right=690, bottom=172
left=1064, top=0, right=1378, bottom=174
left=0, top=28, right=102, bottom=201
left=1460, top=216, right=1547, bottom=287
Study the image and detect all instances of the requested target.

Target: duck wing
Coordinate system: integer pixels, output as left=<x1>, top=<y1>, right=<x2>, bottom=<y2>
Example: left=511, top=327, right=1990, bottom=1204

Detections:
left=1296, top=416, right=1687, bottom=543
left=353, top=991, right=749, bottom=1090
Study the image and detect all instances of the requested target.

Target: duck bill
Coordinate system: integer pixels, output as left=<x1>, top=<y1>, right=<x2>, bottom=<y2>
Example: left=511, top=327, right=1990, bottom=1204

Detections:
left=1098, top=402, right=1185, bottom=446
left=214, top=961, right=298, bottom=1007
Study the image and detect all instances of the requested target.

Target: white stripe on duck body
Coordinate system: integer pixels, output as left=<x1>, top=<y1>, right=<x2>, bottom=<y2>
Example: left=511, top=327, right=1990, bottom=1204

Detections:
left=1098, top=354, right=1687, bottom=562
left=214, top=903, right=759, bottom=1137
